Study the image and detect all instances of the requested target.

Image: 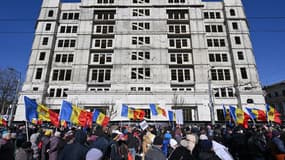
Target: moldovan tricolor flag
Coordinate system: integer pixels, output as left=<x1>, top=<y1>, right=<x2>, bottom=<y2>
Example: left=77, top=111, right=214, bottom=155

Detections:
left=229, top=106, right=250, bottom=128
left=59, top=100, right=92, bottom=127
left=24, top=96, right=59, bottom=127
left=266, top=105, right=281, bottom=124
left=93, top=109, right=110, bottom=127
left=246, top=108, right=266, bottom=121
left=149, top=104, right=167, bottom=117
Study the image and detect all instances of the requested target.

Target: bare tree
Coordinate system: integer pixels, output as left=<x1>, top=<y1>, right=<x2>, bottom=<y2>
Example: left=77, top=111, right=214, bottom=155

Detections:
left=0, top=68, right=21, bottom=114
left=172, top=94, right=185, bottom=109
left=103, top=100, right=117, bottom=119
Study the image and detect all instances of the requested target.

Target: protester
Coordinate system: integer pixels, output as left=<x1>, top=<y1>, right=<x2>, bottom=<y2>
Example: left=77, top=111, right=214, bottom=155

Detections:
left=49, top=131, right=65, bottom=160
left=0, top=130, right=15, bottom=160
left=144, top=136, right=166, bottom=160
left=15, top=141, right=33, bottom=160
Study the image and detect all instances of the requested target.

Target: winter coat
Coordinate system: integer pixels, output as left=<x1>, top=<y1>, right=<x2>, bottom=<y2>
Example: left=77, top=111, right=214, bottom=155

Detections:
left=41, top=135, right=50, bottom=160
left=272, top=136, right=285, bottom=154
left=0, top=139, right=15, bottom=160
left=30, top=132, right=40, bottom=160
left=48, top=136, right=64, bottom=160
left=59, top=130, right=88, bottom=160
left=168, top=146, right=195, bottom=160
left=144, top=145, right=166, bottom=160
left=247, top=134, right=267, bottom=158
left=15, top=147, right=33, bottom=160
left=198, top=151, right=221, bottom=160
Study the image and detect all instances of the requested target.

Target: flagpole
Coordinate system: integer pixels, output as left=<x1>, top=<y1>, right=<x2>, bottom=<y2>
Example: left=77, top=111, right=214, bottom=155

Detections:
left=25, top=121, right=29, bottom=141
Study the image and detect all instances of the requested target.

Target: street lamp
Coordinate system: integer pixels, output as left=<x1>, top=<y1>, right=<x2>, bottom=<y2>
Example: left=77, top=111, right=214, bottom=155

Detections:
left=208, top=66, right=215, bottom=126
left=8, top=68, right=21, bottom=127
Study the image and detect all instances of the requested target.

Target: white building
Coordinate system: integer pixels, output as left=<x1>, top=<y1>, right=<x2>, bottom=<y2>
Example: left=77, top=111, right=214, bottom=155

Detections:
left=15, top=0, right=265, bottom=122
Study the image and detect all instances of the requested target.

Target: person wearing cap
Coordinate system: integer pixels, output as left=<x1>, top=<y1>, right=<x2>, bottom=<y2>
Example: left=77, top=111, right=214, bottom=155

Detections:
left=144, top=136, right=166, bottom=160
left=40, top=129, right=52, bottom=160
left=49, top=131, right=65, bottom=160
left=271, top=130, right=285, bottom=160
left=0, top=130, right=14, bottom=160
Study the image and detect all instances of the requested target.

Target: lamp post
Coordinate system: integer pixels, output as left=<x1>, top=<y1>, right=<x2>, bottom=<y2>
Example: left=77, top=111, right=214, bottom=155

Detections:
left=8, top=68, right=21, bottom=127
left=208, top=66, right=215, bottom=126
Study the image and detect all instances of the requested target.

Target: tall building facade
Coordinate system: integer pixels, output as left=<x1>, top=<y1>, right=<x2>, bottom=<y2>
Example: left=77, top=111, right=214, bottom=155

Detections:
left=15, top=0, right=265, bottom=122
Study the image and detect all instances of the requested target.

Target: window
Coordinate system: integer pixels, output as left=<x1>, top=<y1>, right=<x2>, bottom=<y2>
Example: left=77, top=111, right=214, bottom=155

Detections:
left=91, top=53, right=112, bottom=64
left=237, top=51, right=244, bottom=60
left=97, top=0, right=114, bottom=3
left=59, top=25, right=78, bottom=33
left=205, top=25, right=223, bottom=33
left=54, top=54, right=74, bottom=63
left=49, top=88, right=68, bottom=97
left=167, top=10, right=188, bottom=20
left=133, top=0, right=150, bottom=3
left=131, top=51, right=150, bottom=61
left=131, top=68, right=150, bottom=80
left=230, top=9, right=236, bottom=16
left=240, top=68, right=248, bottom=79
left=235, top=36, right=241, bottom=45
left=232, top=22, right=238, bottom=30
left=214, top=88, right=234, bottom=98
left=168, top=0, right=185, bottom=3
left=132, top=22, right=150, bottom=31
left=132, top=36, right=150, bottom=45
left=35, top=68, right=43, bottom=80
left=45, top=23, right=51, bottom=31
left=170, top=69, right=191, bottom=82
left=170, top=53, right=190, bottom=64
left=168, top=24, right=189, bottom=33
left=211, top=69, right=231, bottom=81
left=169, top=38, right=190, bottom=49
left=62, top=12, right=80, bottom=20
left=130, top=87, right=151, bottom=92
left=42, top=37, right=49, bottom=45
left=132, top=9, right=150, bottom=17
left=282, top=90, right=285, bottom=96
left=93, top=39, right=113, bottom=49
left=39, top=52, right=46, bottom=61
left=57, top=39, right=76, bottom=48
left=207, top=39, right=226, bottom=47
left=94, top=25, right=114, bottom=34
left=90, top=69, right=111, bottom=82
left=94, top=11, right=115, bottom=20
left=208, top=53, right=228, bottom=62
left=52, top=69, right=72, bottom=81
left=48, top=10, right=54, bottom=17
left=204, top=11, right=222, bottom=19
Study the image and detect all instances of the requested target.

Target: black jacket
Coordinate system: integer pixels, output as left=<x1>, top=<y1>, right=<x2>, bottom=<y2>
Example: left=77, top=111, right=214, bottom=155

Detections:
left=168, top=146, right=196, bottom=160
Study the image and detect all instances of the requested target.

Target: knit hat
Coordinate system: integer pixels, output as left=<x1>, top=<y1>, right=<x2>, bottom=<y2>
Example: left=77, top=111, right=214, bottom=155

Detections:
left=54, top=131, right=61, bottom=137
left=86, top=148, right=103, bottom=160
left=44, top=130, right=52, bottom=136
left=199, top=134, right=208, bottom=140
left=153, top=136, right=163, bottom=145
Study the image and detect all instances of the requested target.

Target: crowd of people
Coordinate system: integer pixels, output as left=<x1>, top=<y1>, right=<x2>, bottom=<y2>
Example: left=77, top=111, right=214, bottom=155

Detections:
left=1, top=122, right=285, bottom=160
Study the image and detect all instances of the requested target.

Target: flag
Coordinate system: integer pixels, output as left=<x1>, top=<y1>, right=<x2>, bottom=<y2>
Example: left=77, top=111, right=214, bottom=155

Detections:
left=222, top=105, right=231, bottom=121
left=121, top=104, right=145, bottom=120
left=0, top=117, right=7, bottom=126
left=24, top=96, right=38, bottom=122
left=168, top=111, right=175, bottom=121
left=37, top=104, right=59, bottom=127
left=134, top=109, right=145, bottom=121
left=121, top=104, right=129, bottom=117
left=229, top=106, right=250, bottom=128
left=246, top=108, right=266, bottom=121
left=59, top=100, right=92, bottom=127
left=149, top=104, right=166, bottom=117
left=24, top=96, right=59, bottom=127
left=93, top=109, right=109, bottom=127
left=266, top=105, right=281, bottom=124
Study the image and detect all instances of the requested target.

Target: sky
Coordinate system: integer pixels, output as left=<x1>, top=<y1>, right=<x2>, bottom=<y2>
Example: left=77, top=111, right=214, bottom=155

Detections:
left=0, top=0, right=284, bottom=86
